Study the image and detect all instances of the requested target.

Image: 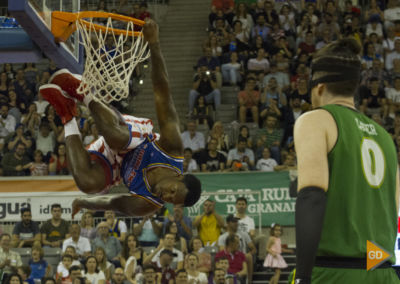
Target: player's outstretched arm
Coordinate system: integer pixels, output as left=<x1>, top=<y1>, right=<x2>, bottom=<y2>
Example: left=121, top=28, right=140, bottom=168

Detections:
left=142, top=19, right=183, bottom=156
left=71, top=194, right=158, bottom=218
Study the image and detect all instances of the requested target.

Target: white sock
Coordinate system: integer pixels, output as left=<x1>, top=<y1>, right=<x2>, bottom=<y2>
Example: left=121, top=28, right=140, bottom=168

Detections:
left=64, top=119, right=81, bottom=138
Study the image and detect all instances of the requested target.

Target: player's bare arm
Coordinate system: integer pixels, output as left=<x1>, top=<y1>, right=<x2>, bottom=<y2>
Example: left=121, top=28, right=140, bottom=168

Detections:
left=294, top=109, right=337, bottom=191
left=72, top=194, right=158, bottom=219
left=143, top=19, right=183, bottom=156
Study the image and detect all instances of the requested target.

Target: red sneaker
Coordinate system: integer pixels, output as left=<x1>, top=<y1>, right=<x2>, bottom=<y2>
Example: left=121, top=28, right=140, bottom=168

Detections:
left=49, top=68, right=84, bottom=102
left=39, top=84, right=77, bottom=124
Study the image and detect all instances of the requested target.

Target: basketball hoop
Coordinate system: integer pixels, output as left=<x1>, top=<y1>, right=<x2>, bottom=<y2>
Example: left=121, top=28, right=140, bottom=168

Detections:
left=51, top=11, right=150, bottom=103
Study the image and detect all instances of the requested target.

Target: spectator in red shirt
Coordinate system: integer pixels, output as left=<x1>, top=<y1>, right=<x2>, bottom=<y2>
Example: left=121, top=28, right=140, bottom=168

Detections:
left=297, top=31, right=316, bottom=56
left=215, top=234, right=247, bottom=280
left=238, top=78, right=260, bottom=124
left=210, top=0, right=235, bottom=26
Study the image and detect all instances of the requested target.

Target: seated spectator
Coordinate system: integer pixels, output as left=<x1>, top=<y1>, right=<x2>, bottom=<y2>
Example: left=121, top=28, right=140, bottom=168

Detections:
left=41, top=278, right=56, bottom=284
left=215, top=235, right=247, bottom=281
left=247, top=48, right=270, bottom=74
left=120, top=234, right=146, bottom=271
left=317, top=12, right=340, bottom=40
left=360, top=77, right=388, bottom=117
left=260, top=77, right=286, bottom=121
left=232, top=20, right=249, bottom=46
left=49, top=143, right=69, bottom=175
left=0, top=234, right=22, bottom=278
left=274, top=51, right=289, bottom=73
left=17, top=265, right=34, bottom=284
left=181, top=120, right=205, bottom=154
left=141, top=265, right=158, bottom=284
left=183, top=148, right=198, bottom=173
left=251, top=14, right=270, bottom=42
left=268, top=22, right=285, bottom=43
left=79, top=211, right=96, bottom=240
left=227, top=137, right=255, bottom=170
left=263, top=62, right=290, bottom=92
left=255, top=115, right=284, bottom=163
left=6, top=124, right=33, bottom=153
left=221, top=52, right=244, bottom=86
left=4, top=273, right=23, bottom=284
left=296, top=14, right=315, bottom=46
left=104, top=210, right=127, bottom=243
left=95, top=247, right=114, bottom=281
left=238, top=78, right=260, bottom=124
left=386, top=77, right=400, bottom=117
left=145, top=249, right=175, bottom=284
left=12, top=208, right=40, bottom=248
left=197, top=46, right=221, bottom=74
left=204, top=34, right=222, bottom=57
left=110, top=267, right=125, bottom=284
left=185, top=253, right=208, bottom=284
left=383, top=25, right=398, bottom=54
left=62, top=224, right=91, bottom=260
left=0, top=72, right=9, bottom=102
left=56, top=254, right=73, bottom=283
left=189, top=239, right=212, bottom=272
left=33, top=91, right=49, bottom=118
left=208, top=121, right=230, bottom=155
left=274, top=153, right=297, bottom=171
left=237, top=125, right=252, bottom=149
left=256, top=148, right=278, bottom=172
left=83, top=122, right=100, bottom=146
left=43, top=105, right=62, bottom=130
left=29, top=246, right=50, bottom=281
left=165, top=222, right=187, bottom=254
left=23, top=63, right=39, bottom=88
left=92, top=222, right=121, bottom=262
left=3, top=63, right=15, bottom=80
left=369, top=32, right=383, bottom=57
left=193, top=96, right=213, bottom=129
left=193, top=199, right=224, bottom=246
left=64, top=246, right=82, bottom=267
left=188, top=66, right=221, bottom=117
left=289, top=78, right=311, bottom=111
left=361, top=58, right=389, bottom=88
left=362, top=42, right=383, bottom=70
left=233, top=3, right=253, bottom=35
left=40, top=203, right=70, bottom=248
left=316, top=28, right=333, bottom=50
left=68, top=266, right=85, bottom=284
left=297, top=31, right=316, bottom=56
left=384, top=0, right=400, bottom=28
left=35, top=121, right=56, bottom=158
left=211, top=257, right=236, bottom=284
left=145, top=233, right=184, bottom=270
left=197, top=138, right=226, bottom=172
left=133, top=214, right=162, bottom=248
left=211, top=268, right=227, bottom=284
left=0, top=104, right=16, bottom=151
left=82, top=256, right=106, bottom=284
left=218, top=215, right=256, bottom=283
left=386, top=39, right=400, bottom=71
left=163, top=205, right=192, bottom=244
left=13, top=69, right=30, bottom=105
left=2, top=142, right=31, bottom=176
left=30, top=150, right=48, bottom=176
left=210, top=0, right=235, bottom=26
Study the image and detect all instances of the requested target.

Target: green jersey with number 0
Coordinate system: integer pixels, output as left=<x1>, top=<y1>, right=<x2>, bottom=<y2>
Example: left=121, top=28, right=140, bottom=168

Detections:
left=317, top=104, right=398, bottom=263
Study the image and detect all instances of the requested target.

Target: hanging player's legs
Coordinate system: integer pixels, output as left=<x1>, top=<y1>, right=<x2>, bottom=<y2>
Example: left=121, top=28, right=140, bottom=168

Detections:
left=39, top=84, right=110, bottom=194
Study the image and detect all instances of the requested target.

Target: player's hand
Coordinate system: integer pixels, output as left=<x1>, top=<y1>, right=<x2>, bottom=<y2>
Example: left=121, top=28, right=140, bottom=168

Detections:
left=143, top=19, right=159, bottom=44
left=71, top=198, right=82, bottom=219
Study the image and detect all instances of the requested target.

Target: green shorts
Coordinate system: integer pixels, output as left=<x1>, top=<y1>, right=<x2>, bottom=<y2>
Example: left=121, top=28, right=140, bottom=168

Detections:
left=311, top=266, right=400, bottom=284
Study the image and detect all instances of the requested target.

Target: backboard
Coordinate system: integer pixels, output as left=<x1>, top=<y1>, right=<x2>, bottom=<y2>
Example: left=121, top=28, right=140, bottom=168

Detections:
left=8, top=0, right=83, bottom=73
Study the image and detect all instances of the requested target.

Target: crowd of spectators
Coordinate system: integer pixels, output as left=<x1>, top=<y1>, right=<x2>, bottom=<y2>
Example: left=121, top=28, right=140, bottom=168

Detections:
left=185, top=0, right=400, bottom=175
left=0, top=197, right=272, bottom=284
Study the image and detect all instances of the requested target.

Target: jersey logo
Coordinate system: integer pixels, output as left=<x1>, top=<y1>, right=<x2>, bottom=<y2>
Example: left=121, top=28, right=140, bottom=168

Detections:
left=367, top=240, right=392, bottom=271
left=355, top=118, right=377, bottom=136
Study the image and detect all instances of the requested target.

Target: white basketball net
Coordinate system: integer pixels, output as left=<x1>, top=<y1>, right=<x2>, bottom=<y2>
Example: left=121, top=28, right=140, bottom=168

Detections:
left=76, top=17, right=150, bottom=103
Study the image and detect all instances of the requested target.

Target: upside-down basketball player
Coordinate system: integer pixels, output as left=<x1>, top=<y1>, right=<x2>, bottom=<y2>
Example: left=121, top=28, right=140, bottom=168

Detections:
left=39, top=19, right=201, bottom=217
left=294, top=38, right=400, bottom=283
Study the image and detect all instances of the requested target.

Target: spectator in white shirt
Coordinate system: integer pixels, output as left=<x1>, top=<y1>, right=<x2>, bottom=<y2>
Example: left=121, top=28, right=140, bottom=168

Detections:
left=247, top=48, right=270, bottom=74
left=0, top=104, right=16, bottom=151
left=234, top=197, right=256, bottom=239
left=227, top=137, right=255, bottom=169
left=185, top=253, right=208, bottom=284
left=183, top=148, right=198, bottom=173
left=386, top=39, right=400, bottom=71
left=256, top=148, right=278, bottom=172
left=62, top=224, right=91, bottom=259
left=181, top=120, right=205, bottom=153
left=146, top=233, right=184, bottom=270
left=82, top=255, right=106, bottom=284
left=384, top=0, right=400, bottom=28
left=386, top=76, right=400, bottom=117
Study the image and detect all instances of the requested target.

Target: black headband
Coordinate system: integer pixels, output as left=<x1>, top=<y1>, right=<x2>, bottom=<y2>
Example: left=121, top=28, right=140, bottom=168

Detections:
left=309, top=59, right=361, bottom=90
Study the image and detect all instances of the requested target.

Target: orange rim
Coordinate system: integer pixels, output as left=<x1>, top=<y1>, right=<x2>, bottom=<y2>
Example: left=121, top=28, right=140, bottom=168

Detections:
left=51, top=11, right=144, bottom=43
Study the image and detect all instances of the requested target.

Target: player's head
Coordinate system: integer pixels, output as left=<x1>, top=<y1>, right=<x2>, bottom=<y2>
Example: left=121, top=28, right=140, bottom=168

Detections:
left=156, top=174, right=201, bottom=207
left=309, top=38, right=361, bottom=108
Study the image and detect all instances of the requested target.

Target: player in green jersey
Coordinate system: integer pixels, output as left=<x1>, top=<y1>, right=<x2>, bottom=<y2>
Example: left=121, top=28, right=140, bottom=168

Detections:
left=294, top=38, right=400, bottom=284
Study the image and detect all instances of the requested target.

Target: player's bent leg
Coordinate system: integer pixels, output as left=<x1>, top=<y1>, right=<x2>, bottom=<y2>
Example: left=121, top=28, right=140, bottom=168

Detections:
left=66, top=136, right=107, bottom=194
left=87, top=100, right=130, bottom=151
